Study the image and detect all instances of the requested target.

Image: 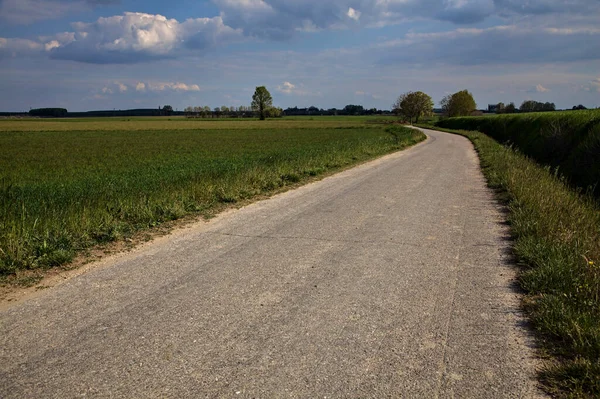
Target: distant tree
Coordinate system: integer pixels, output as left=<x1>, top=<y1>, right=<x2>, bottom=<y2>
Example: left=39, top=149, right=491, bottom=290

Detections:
left=343, top=104, right=364, bottom=115
left=495, top=102, right=506, bottom=114
left=29, top=108, right=68, bottom=117
left=505, top=102, right=517, bottom=113
left=265, top=107, right=283, bottom=118
left=392, top=91, right=433, bottom=124
left=162, top=105, right=173, bottom=116
left=519, top=100, right=537, bottom=113
left=520, top=100, right=555, bottom=113
left=573, top=104, right=587, bottom=110
left=441, top=90, right=477, bottom=117
left=252, top=86, right=273, bottom=120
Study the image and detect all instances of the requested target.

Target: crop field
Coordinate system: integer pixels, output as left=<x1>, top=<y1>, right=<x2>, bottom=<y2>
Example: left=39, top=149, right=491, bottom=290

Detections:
left=0, top=116, right=423, bottom=278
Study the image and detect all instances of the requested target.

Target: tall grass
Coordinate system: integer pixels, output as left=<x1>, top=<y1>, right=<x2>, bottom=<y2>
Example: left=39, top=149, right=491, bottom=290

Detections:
left=0, top=121, right=423, bottom=276
left=435, top=110, right=600, bottom=200
left=426, top=125, right=600, bottom=398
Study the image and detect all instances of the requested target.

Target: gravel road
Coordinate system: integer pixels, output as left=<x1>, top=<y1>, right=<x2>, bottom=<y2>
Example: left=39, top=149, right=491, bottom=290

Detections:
left=0, top=128, right=544, bottom=398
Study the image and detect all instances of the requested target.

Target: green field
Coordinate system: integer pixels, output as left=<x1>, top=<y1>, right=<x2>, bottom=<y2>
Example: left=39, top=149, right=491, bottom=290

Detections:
left=0, top=117, right=423, bottom=277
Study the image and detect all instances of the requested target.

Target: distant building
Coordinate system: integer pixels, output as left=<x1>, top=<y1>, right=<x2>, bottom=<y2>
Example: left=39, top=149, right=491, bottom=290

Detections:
left=488, top=104, right=498, bottom=113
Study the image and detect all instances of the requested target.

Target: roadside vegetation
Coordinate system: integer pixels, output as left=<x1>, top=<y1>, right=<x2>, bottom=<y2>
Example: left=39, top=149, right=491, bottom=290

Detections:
left=436, top=110, right=600, bottom=200
left=420, top=120, right=600, bottom=398
left=0, top=117, right=424, bottom=281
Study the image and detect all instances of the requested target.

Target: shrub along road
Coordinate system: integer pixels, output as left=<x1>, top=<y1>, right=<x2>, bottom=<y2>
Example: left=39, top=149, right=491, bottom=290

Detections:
left=0, top=128, right=544, bottom=397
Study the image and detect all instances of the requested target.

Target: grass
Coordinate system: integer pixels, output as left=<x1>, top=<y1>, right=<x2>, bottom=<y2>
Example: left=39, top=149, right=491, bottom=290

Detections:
left=0, top=117, right=424, bottom=279
left=0, top=115, right=397, bottom=132
left=435, top=110, right=600, bottom=200
left=419, top=124, right=600, bottom=398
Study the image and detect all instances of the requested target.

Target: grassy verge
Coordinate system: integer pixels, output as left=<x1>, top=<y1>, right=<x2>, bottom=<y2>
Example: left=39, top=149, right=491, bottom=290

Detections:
left=0, top=120, right=424, bottom=281
left=418, top=124, right=600, bottom=398
left=435, top=110, right=600, bottom=200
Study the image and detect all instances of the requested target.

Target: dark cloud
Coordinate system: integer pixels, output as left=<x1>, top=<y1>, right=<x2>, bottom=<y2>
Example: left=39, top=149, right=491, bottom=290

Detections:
left=49, top=46, right=173, bottom=64
left=85, top=0, right=119, bottom=4
left=376, top=26, right=600, bottom=67
left=0, top=0, right=120, bottom=25
left=494, top=0, right=600, bottom=15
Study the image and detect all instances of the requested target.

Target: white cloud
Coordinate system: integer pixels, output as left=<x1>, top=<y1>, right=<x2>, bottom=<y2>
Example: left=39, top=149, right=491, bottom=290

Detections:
left=535, top=84, right=550, bottom=93
left=44, top=40, right=61, bottom=51
left=276, top=81, right=317, bottom=96
left=2, top=0, right=599, bottom=68
left=591, top=78, right=600, bottom=93
left=102, top=80, right=199, bottom=95
left=98, top=82, right=129, bottom=95
left=277, top=81, right=296, bottom=94
left=147, top=82, right=201, bottom=92
left=44, top=12, right=242, bottom=63
left=347, top=7, right=361, bottom=21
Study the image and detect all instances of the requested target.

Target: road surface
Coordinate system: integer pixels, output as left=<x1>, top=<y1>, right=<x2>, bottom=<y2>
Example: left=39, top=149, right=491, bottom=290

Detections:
left=0, top=128, right=543, bottom=398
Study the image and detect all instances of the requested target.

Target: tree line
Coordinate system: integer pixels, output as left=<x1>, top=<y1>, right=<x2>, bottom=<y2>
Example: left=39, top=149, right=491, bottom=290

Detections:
left=392, top=90, right=479, bottom=124
left=492, top=100, right=556, bottom=114
left=24, top=86, right=593, bottom=120
left=390, top=90, right=591, bottom=124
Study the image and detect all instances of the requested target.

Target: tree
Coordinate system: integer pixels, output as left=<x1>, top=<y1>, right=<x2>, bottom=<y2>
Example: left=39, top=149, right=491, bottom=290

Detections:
left=520, top=100, right=555, bottom=113
left=392, top=91, right=433, bottom=124
left=265, top=107, right=283, bottom=118
left=343, top=104, right=364, bottom=115
left=495, top=102, right=506, bottom=114
left=162, top=105, right=173, bottom=116
left=573, top=104, right=587, bottom=110
left=441, top=90, right=477, bottom=117
left=29, top=108, right=68, bottom=117
left=542, top=102, right=556, bottom=112
left=519, top=100, right=537, bottom=113
left=505, top=102, right=517, bottom=113
left=252, top=86, right=273, bottom=120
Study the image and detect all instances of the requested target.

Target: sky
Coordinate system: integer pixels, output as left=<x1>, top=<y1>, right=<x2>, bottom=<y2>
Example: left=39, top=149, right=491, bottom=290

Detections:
left=1, top=0, right=599, bottom=112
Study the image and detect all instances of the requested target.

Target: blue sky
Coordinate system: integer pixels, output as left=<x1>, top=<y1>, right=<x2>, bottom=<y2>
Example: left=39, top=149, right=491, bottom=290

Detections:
left=1, top=0, right=599, bottom=112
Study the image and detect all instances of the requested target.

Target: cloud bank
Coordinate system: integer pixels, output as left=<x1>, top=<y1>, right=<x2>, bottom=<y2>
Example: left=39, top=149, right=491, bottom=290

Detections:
left=1, top=0, right=599, bottom=66
left=43, top=12, right=242, bottom=63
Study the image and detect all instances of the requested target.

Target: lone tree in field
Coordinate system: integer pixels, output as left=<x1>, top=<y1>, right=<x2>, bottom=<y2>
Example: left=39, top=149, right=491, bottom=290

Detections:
left=392, top=91, right=434, bottom=124
left=252, top=86, right=273, bottom=120
left=440, top=90, right=477, bottom=117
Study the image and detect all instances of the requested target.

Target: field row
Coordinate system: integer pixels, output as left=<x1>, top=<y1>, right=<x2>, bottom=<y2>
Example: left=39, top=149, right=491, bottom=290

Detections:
left=0, top=116, right=393, bottom=132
